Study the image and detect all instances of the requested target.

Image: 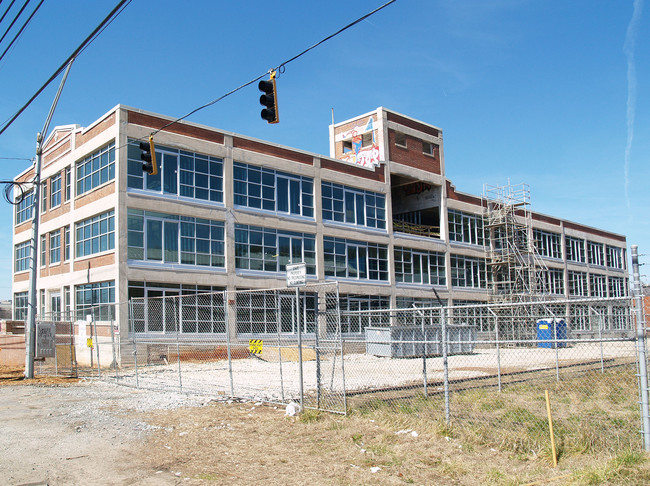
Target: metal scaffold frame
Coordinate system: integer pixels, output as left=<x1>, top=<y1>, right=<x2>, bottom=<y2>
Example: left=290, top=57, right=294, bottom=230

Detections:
left=483, top=182, right=549, bottom=305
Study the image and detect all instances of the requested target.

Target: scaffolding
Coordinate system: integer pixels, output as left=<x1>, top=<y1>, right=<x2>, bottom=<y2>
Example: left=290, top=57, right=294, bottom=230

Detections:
left=483, top=183, right=548, bottom=304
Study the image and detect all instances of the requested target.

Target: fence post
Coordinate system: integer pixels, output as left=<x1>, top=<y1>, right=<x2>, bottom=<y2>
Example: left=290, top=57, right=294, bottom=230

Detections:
left=224, top=290, right=234, bottom=397
left=296, top=287, right=304, bottom=411
left=92, top=312, right=101, bottom=379
left=110, top=313, right=119, bottom=381
left=440, top=307, right=450, bottom=424
left=129, top=299, right=139, bottom=389
left=631, top=245, right=650, bottom=451
left=421, top=308, right=428, bottom=398
left=489, top=307, right=502, bottom=392
left=175, top=297, right=182, bottom=392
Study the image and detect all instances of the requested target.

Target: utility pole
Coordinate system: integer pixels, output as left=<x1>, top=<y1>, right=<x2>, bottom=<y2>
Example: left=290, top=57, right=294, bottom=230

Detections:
left=24, top=60, right=74, bottom=379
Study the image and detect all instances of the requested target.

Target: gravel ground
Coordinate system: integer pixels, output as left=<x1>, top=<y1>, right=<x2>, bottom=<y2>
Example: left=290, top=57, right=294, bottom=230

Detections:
left=108, top=341, right=638, bottom=405
left=0, top=380, right=230, bottom=485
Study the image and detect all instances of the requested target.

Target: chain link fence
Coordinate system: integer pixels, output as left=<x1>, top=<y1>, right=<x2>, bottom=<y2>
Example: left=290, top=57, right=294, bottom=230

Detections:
left=348, top=297, right=643, bottom=457
left=31, top=290, right=650, bottom=455
left=112, top=283, right=346, bottom=413
left=33, top=304, right=120, bottom=378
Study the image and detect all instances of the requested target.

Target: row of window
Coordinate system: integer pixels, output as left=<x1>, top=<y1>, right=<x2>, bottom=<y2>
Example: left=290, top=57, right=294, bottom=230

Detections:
left=18, top=143, right=115, bottom=225
left=15, top=211, right=113, bottom=271
left=23, top=142, right=627, bottom=271
left=539, top=269, right=626, bottom=297
left=533, top=229, right=625, bottom=269
left=13, top=281, right=114, bottom=321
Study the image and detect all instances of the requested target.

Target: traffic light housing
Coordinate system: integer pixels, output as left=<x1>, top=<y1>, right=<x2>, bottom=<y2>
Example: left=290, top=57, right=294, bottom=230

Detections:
left=258, top=72, right=279, bottom=124
left=141, top=135, right=158, bottom=175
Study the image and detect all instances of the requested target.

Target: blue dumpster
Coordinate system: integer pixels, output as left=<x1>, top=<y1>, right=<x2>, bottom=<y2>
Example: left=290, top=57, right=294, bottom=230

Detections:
left=537, top=319, right=567, bottom=348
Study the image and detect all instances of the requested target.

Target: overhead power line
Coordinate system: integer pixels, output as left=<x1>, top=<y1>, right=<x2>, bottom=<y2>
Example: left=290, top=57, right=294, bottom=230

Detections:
left=0, top=0, right=132, bottom=137
left=152, top=0, right=398, bottom=136
left=0, top=0, right=44, bottom=65
left=0, top=0, right=18, bottom=27
left=0, top=0, right=29, bottom=47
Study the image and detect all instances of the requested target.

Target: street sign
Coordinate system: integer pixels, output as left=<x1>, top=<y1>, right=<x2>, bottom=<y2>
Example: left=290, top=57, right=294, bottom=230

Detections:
left=286, top=262, right=307, bottom=287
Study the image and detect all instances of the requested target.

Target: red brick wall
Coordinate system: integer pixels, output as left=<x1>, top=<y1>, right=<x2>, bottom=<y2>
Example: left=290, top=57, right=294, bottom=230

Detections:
left=75, top=181, right=115, bottom=209
left=388, top=129, right=441, bottom=175
left=233, top=137, right=313, bottom=165
left=128, top=111, right=225, bottom=145
left=321, top=158, right=385, bottom=183
left=387, top=112, right=439, bottom=137
left=75, top=113, right=116, bottom=147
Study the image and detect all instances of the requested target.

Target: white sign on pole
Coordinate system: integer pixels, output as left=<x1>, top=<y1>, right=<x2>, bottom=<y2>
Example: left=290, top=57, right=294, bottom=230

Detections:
left=35, top=322, right=56, bottom=358
left=286, top=262, right=307, bottom=287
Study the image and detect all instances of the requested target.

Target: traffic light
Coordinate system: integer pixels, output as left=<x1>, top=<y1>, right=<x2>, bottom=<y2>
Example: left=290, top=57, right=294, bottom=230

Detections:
left=141, top=135, right=158, bottom=175
left=258, top=71, right=279, bottom=124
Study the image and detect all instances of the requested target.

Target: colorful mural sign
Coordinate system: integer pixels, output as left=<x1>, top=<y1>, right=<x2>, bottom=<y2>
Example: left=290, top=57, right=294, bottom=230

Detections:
left=335, top=116, right=382, bottom=168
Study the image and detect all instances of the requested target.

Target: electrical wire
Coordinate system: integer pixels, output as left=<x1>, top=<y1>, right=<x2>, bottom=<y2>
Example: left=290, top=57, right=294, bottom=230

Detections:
left=151, top=0, right=397, bottom=136
left=0, top=0, right=131, bottom=137
left=0, top=0, right=29, bottom=47
left=0, top=0, right=44, bottom=64
left=0, top=0, right=17, bottom=30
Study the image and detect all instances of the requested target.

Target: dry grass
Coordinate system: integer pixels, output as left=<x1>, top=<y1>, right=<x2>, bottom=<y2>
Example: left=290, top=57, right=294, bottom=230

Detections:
left=0, top=365, right=79, bottom=386
left=135, top=369, right=650, bottom=485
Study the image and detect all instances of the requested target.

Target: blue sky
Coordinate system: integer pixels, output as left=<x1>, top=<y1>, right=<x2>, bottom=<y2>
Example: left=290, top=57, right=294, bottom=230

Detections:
left=0, top=0, right=648, bottom=299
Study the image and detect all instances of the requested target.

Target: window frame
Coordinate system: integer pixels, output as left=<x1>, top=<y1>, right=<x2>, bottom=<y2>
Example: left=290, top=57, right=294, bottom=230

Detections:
left=76, top=142, right=116, bottom=196
left=75, top=210, right=115, bottom=258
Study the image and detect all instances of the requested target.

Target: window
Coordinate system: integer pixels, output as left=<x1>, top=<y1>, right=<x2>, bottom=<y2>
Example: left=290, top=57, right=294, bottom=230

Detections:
left=76, top=142, right=115, bottom=195
left=339, top=294, right=390, bottom=334
left=234, top=162, right=313, bottom=217
left=590, top=274, right=606, bottom=297
left=588, top=241, right=604, bottom=266
left=422, top=141, right=435, bottom=156
left=608, top=276, right=626, bottom=297
left=64, top=286, right=70, bottom=317
left=49, top=230, right=61, bottom=265
left=13, top=291, right=29, bottom=320
left=394, top=247, right=445, bottom=285
left=568, top=271, right=587, bottom=296
left=361, top=132, right=372, bottom=147
left=322, top=182, right=386, bottom=229
left=606, top=246, right=625, bottom=269
left=129, top=282, right=226, bottom=334
left=75, top=210, right=115, bottom=258
left=75, top=281, right=115, bottom=320
left=235, top=290, right=317, bottom=335
left=128, top=209, right=225, bottom=267
left=40, top=235, right=46, bottom=266
left=540, top=268, right=564, bottom=295
left=533, top=229, right=562, bottom=259
left=342, top=140, right=353, bottom=153
left=41, top=182, right=47, bottom=213
left=14, top=241, right=30, bottom=272
left=64, top=167, right=71, bottom=202
left=450, top=254, right=486, bottom=288
left=396, top=296, right=445, bottom=309
left=448, top=210, right=484, bottom=245
left=235, top=224, right=316, bottom=274
left=50, top=173, right=62, bottom=208
left=64, top=226, right=70, bottom=261
left=15, top=190, right=33, bottom=225
left=565, top=236, right=585, bottom=263
left=323, top=236, right=388, bottom=281
left=570, top=305, right=590, bottom=331
left=127, top=140, right=224, bottom=203
left=395, top=132, right=406, bottom=148
left=452, top=301, right=491, bottom=332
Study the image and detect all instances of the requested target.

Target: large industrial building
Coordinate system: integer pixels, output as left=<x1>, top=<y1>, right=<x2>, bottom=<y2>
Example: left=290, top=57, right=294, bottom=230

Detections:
left=11, top=105, right=629, bottom=339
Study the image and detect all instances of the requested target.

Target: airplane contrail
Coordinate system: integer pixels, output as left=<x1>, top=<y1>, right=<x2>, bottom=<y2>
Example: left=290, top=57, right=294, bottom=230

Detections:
left=623, top=0, right=643, bottom=208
